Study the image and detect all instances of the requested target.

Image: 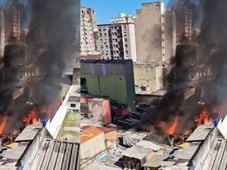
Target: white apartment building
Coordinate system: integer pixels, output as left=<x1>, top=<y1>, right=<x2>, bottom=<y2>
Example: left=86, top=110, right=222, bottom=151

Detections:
left=96, top=14, right=137, bottom=61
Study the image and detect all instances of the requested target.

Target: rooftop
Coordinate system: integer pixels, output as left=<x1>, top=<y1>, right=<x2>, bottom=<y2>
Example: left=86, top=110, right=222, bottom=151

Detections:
left=186, top=124, right=213, bottom=142
left=80, top=59, right=133, bottom=64
left=68, top=96, right=80, bottom=102
left=31, top=138, right=80, bottom=170
left=122, top=145, right=152, bottom=160
left=80, top=127, right=104, bottom=144
left=15, top=124, right=43, bottom=142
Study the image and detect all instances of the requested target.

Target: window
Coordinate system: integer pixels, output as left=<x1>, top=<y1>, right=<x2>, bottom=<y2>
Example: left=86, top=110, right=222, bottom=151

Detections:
left=70, top=104, right=76, bottom=108
left=141, top=86, right=147, bottom=91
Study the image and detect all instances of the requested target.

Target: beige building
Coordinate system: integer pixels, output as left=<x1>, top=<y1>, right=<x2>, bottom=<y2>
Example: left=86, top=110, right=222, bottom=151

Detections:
left=96, top=14, right=137, bottom=61
left=80, top=7, right=100, bottom=57
left=134, top=63, right=165, bottom=94
left=135, top=2, right=176, bottom=63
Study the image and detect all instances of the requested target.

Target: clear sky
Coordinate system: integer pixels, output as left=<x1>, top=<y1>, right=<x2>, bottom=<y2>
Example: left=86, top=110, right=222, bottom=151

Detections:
left=82, top=0, right=172, bottom=24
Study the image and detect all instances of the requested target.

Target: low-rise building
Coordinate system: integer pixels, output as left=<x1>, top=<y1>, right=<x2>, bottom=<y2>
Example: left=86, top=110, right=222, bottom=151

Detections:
left=80, top=127, right=106, bottom=166
left=134, top=63, right=165, bottom=95
left=81, top=59, right=136, bottom=111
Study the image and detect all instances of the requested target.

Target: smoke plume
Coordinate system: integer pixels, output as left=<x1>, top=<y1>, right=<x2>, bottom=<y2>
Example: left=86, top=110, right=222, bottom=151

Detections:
left=143, top=0, right=227, bottom=133
left=0, top=0, right=79, bottom=133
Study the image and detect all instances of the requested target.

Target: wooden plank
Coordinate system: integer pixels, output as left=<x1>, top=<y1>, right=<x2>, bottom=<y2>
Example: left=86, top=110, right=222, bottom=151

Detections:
left=40, top=140, right=55, bottom=170
left=48, top=141, right=61, bottom=170
left=62, top=143, right=72, bottom=170
left=55, top=142, right=67, bottom=170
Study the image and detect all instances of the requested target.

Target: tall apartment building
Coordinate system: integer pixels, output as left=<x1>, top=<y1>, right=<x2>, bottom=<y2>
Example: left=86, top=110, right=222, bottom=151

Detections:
left=96, top=14, right=137, bottom=61
left=135, top=2, right=176, bottom=63
left=175, top=4, right=193, bottom=43
left=4, top=3, right=21, bottom=43
left=111, top=13, right=135, bottom=24
left=80, top=7, right=100, bottom=57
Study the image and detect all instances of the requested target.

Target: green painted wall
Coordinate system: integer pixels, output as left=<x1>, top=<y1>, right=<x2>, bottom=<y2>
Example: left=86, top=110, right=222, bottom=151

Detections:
left=99, top=75, right=127, bottom=104
left=81, top=73, right=136, bottom=111
left=125, top=75, right=136, bottom=110
left=81, top=74, right=100, bottom=95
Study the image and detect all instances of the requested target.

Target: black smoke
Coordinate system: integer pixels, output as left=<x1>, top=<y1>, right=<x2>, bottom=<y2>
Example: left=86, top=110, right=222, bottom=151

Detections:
left=26, top=0, right=79, bottom=106
left=142, top=0, right=224, bottom=133
left=0, top=0, right=79, bottom=133
left=198, top=0, right=227, bottom=107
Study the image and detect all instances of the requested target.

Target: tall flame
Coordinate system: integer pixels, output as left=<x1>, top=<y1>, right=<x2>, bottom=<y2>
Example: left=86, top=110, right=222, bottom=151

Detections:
left=195, top=108, right=212, bottom=126
left=0, top=115, right=9, bottom=135
left=166, top=116, right=180, bottom=135
left=23, top=109, right=39, bottom=125
left=158, top=115, right=181, bottom=136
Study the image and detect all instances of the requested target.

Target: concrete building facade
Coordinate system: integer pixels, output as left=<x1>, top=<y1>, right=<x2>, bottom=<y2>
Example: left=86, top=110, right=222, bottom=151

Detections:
left=135, top=2, right=176, bottom=63
left=96, top=14, right=137, bottom=61
left=80, top=7, right=100, bottom=57
left=174, top=4, right=193, bottom=43
left=4, top=2, right=21, bottom=43
left=134, top=63, right=165, bottom=94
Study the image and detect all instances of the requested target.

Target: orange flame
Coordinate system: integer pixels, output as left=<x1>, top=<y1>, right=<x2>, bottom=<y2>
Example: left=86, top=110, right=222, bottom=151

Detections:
left=157, top=116, right=181, bottom=136
left=23, top=109, right=39, bottom=125
left=195, top=108, right=212, bottom=126
left=0, top=115, right=9, bottom=135
left=166, top=116, right=180, bottom=135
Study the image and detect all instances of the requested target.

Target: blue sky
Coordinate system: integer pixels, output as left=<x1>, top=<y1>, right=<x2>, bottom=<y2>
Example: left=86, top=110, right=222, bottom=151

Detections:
left=82, top=0, right=172, bottom=24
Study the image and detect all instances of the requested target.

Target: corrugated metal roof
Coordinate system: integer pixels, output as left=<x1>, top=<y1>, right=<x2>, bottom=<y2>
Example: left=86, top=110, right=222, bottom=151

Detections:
left=2, top=143, right=28, bottom=160
left=35, top=138, right=80, bottom=170
left=142, top=154, right=170, bottom=168
left=173, top=142, right=200, bottom=160
left=136, top=140, right=162, bottom=152
left=186, top=124, right=213, bottom=142
left=199, top=137, right=227, bottom=170
left=15, top=124, right=43, bottom=142
left=122, top=145, right=152, bottom=160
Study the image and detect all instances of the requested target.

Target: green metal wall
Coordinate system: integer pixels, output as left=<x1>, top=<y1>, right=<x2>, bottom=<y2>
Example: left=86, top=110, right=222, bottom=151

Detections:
left=81, top=73, right=135, bottom=111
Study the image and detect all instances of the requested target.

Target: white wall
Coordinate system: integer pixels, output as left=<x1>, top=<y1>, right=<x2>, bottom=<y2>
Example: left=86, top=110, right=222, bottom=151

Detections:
left=46, top=85, right=74, bottom=138
left=81, top=133, right=106, bottom=161
left=128, top=24, right=137, bottom=62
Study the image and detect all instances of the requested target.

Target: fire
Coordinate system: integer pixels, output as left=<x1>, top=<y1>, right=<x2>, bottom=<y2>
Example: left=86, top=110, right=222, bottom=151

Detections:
left=23, top=109, right=39, bottom=125
left=157, top=116, right=181, bottom=136
left=195, top=108, right=212, bottom=126
left=166, top=116, right=180, bottom=135
left=22, top=96, right=62, bottom=126
left=0, top=115, right=9, bottom=135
